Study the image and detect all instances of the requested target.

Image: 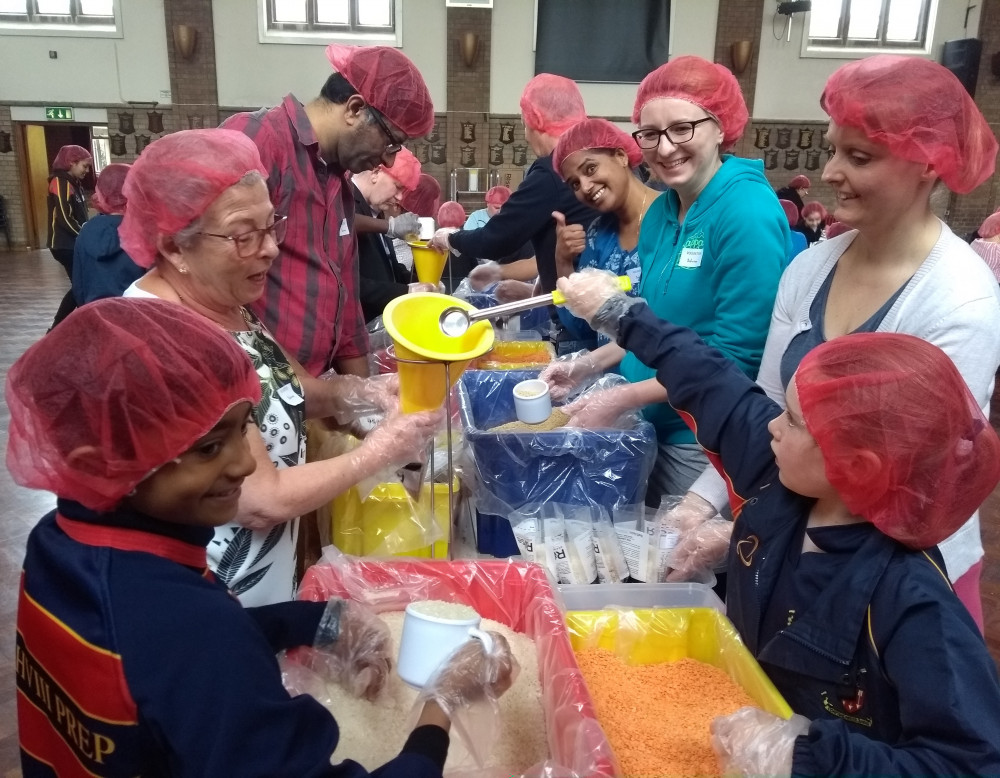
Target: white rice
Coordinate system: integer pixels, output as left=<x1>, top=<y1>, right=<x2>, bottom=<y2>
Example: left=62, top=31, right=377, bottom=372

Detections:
left=408, top=599, right=479, bottom=621
left=319, top=612, right=549, bottom=773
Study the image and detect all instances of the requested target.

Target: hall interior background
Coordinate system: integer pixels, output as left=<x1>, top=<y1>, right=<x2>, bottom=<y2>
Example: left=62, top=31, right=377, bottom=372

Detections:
left=1, top=0, right=999, bottom=773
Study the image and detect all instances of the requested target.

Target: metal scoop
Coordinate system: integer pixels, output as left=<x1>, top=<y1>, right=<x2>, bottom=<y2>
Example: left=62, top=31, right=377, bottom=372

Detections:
left=438, top=276, right=633, bottom=337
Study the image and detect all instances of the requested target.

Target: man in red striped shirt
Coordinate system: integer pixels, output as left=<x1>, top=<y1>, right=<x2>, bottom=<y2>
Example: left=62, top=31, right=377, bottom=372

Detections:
left=222, top=44, right=434, bottom=376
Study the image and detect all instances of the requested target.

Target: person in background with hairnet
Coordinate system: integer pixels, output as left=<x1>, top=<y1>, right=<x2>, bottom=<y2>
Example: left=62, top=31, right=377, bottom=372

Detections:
left=674, top=54, right=1000, bottom=631
left=775, top=174, right=811, bottom=225
left=46, top=144, right=92, bottom=329
left=548, top=117, right=660, bottom=350
left=118, top=129, right=442, bottom=606
left=777, top=199, right=807, bottom=262
left=463, top=185, right=510, bottom=231
left=435, top=200, right=475, bottom=293
left=796, top=200, right=828, bottom=247
left=351, top=147, right=423, bottom=323
left=971, top=209, right=1000, bottom=284
left=9, top=297, right=515, bottom=777
left=540, top=56, right=787, bottom=507
left=429, top=74, right=597, bottom=303
left=556, top=268, right=1000, bottom=777
left=72, top=163, right=143, bottom=304
left=222, top=44, right=434, bottom=378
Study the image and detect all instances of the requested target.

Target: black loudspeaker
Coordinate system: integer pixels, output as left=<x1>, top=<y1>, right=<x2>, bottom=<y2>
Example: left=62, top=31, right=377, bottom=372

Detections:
left=941, top=38, right=982, bottom=97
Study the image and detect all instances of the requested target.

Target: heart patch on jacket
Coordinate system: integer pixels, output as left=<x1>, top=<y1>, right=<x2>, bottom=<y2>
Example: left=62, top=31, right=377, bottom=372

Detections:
left=737, top=535, right=759, bottom=567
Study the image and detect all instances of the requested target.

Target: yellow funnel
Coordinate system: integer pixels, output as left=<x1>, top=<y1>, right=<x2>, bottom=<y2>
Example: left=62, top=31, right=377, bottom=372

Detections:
left=383, top=293, right=495, bottom=413
left=409, top=241, right=448, bottom=285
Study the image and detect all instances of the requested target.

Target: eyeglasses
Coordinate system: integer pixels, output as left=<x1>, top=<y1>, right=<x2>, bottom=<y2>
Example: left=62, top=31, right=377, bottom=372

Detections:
left=631, top=117, right=716, bottom=150
left=367, top=107, right=405, bottom=154
left=197, top=215, right=287, bottom=258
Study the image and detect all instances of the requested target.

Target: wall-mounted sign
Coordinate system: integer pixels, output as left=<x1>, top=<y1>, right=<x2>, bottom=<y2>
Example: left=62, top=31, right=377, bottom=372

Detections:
left=45, top=106, right=74, bottom=121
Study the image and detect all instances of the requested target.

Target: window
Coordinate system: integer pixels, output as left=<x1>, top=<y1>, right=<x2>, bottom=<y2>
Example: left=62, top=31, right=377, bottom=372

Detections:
left=807, top=0, right=933, bottom=51
left=0, top=0, right=118, bottom=35
left=260, top=0, right=401, bottom=45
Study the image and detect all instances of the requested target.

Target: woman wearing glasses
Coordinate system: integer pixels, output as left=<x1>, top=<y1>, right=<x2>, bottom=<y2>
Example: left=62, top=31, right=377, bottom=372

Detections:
left=542, top=56, right=788, bottom=505
left=119, top=130, right=443, bottom=605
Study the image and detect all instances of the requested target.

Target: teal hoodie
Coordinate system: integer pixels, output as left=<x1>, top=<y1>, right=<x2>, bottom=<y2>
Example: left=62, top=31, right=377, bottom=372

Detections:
left=622, top=155, right=789, bottom=445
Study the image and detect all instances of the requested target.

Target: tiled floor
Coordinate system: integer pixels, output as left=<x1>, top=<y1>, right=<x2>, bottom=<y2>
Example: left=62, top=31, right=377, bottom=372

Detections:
left=0, top=249, right=998, bottom=774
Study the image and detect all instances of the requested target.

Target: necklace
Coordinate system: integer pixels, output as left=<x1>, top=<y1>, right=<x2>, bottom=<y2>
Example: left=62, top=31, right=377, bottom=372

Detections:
left=163, top=275, right=252, bottom=331
left=623, top=189, right=650, bottom=250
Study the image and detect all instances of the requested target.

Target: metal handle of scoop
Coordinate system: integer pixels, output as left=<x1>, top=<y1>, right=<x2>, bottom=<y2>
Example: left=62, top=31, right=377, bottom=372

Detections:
left=439, top=276, right=633, bottom=336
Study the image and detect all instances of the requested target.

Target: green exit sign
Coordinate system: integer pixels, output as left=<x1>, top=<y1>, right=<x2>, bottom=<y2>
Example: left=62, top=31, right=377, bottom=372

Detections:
left=45, top=106, right=74, bottom=121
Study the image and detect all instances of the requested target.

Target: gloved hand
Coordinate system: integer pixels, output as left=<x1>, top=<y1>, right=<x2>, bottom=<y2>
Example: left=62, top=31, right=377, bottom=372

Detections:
left=358, top=407, right=444, bottom=470
left=552, top=210, right=586, bottom=275
left=539, top=350, right=601, bottom=403
left=468, top=261, right=503, bottom=291
left=418, top=631, right=518, bottom=713
left=323, top=373, right=399, bottom=425
left=562, top=384, right=634, bottom=429
left=556, top=268, right=641, bottom=341
left=495, top=279, right=535, bottom=303
left=386, top=212, right=421, bottom=240
left=710, top=706, right=811, bottom=777
left=308, top=598, right=393, bottom=701
left=666, top=517, right=732, bottom=582
left=429, top=227, right=459, bottom=253
left=408, top=282, right=445, bottom=294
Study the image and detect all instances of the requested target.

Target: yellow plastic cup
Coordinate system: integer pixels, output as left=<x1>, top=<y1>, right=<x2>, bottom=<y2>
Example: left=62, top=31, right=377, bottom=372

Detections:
left=383, top=293, right=495, bottom=413
left=409, top=241, right=448, bottom=285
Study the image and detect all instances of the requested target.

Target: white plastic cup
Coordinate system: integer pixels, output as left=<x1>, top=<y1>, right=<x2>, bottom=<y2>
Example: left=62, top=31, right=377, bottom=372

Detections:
left=397, top=602, right=494, bottom=688
left=417, top=217, right=436, bottom=240
left=513, top=379, right=552, bottom=424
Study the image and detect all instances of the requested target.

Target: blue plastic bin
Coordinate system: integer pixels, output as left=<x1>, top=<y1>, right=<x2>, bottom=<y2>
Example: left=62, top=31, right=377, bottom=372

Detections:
left=458, top=370, right=657, bottom=557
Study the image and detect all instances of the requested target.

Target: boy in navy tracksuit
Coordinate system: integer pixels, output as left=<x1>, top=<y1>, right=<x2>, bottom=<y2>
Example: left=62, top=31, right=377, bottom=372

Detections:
left=9, top=298, right=509, bottom=778
left=555, top=269, right=1000, bottom=777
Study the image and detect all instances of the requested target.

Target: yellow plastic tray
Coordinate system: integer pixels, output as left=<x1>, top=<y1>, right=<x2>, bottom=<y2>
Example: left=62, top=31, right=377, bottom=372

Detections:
left=566, top=607, right=792, bottom=719
left=330, top=479, right=458, bottom=559
left=472, top=340, right=555, bottom=371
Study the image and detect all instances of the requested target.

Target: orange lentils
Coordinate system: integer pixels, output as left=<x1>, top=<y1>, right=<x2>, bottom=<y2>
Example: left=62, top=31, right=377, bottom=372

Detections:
left=575, top=649, right=755, bottom=778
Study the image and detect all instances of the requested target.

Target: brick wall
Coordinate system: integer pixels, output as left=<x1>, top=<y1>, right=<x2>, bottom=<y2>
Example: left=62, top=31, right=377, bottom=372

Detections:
left=714, top=0, right=765, bottom=161
left=946, top=0, right=999, bottom=236
left=162, top=0, right=220, bottom=131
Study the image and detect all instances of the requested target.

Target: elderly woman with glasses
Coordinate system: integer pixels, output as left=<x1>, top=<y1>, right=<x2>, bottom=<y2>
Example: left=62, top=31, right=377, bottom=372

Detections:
left=541, top=56, right=789, bottom=507
left=120, top=129, right=443, bottom=606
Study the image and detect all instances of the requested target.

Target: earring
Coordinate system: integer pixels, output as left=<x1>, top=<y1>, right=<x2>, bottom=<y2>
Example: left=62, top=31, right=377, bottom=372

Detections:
left=179, top=266, right=189, bottom=275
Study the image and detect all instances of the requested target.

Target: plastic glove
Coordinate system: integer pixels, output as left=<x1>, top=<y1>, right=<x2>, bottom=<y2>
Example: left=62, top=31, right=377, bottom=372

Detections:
left=321, top=373, right=399, bottom=425
left=556, top=268, right=641, bottom=341
left=468, top=261, right=503, bottom=291
left=386, top=212, right=421, bottom=240
left=562, top=384, right=635, bottom=429
left=429, top=227, right=458, bottom=253
left=408, top=282, right=445, bottom=294
left=308, top=598, right=393, bottom=701
left=357, top=407, right=444, bottom=470
left=417, top=631, right=518, bottom=767
left=495, top=279, right=535, bottom=303
left=666, top=517, right=732, bottom=582
left=710, top=706, right=811, bottom=777
left=539, top=350, right=601, bottom=403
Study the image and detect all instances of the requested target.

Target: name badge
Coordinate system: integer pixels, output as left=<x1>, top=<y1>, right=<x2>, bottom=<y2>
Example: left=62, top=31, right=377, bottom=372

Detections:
left=277, top=382, right=304, bottom=406
left=339, top=218, right=350, bottom=237
left=678, top=247, right=703, bottom=268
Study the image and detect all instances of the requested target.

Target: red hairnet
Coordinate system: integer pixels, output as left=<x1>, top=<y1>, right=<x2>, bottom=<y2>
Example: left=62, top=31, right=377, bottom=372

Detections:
left=788, top=175, right=811, bottom=189
left=795, top=333, right=1000, bottom=549
left=381, top=147, right=421, bottom=191
left=821, top=55, right=997, bottom=194
left=485, top=186, right=511, bottom=207
left=801, top=201, right=827, bottom=221
left=519, top=74, right=587, bottom=136
left=52, top=145, right=92, bottom=171
left=632, top=56, right=748, bottom=150
left=6, top=297, right=261, bottom=511
left=92, top=163, right=130, bottom=215
left=326, top=44, right=434, bottom=138
left=400, top=173, right=441, bottom=218
left=552, top=118, right=643, bottom=180
left=825, top=221, right=851, bottom=239
left=777, top=199, right=799, bottom=228
left=980, top=211, right=1000, bottom=240
left=436, top=200, right=466, bottom=229
left=119, top=129, right=268, bottom=269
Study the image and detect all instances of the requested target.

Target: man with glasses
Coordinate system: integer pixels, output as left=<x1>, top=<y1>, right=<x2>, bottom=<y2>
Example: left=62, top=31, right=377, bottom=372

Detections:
left=222, top=44, right=433, bottom=377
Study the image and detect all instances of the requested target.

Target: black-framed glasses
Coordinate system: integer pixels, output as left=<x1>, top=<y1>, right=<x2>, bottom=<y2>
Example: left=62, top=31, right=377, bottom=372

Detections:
left=197, top=215, right=287, bottom=258
left=367, top=106, right=404, bottom=154
left=631, top=117, right=716, bottom=150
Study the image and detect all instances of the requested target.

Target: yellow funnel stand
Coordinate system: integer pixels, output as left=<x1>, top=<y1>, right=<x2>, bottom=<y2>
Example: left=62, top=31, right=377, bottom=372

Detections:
left=383, top=293, right=495, bottom=413
left=409, top=241, right=448, bottom=285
